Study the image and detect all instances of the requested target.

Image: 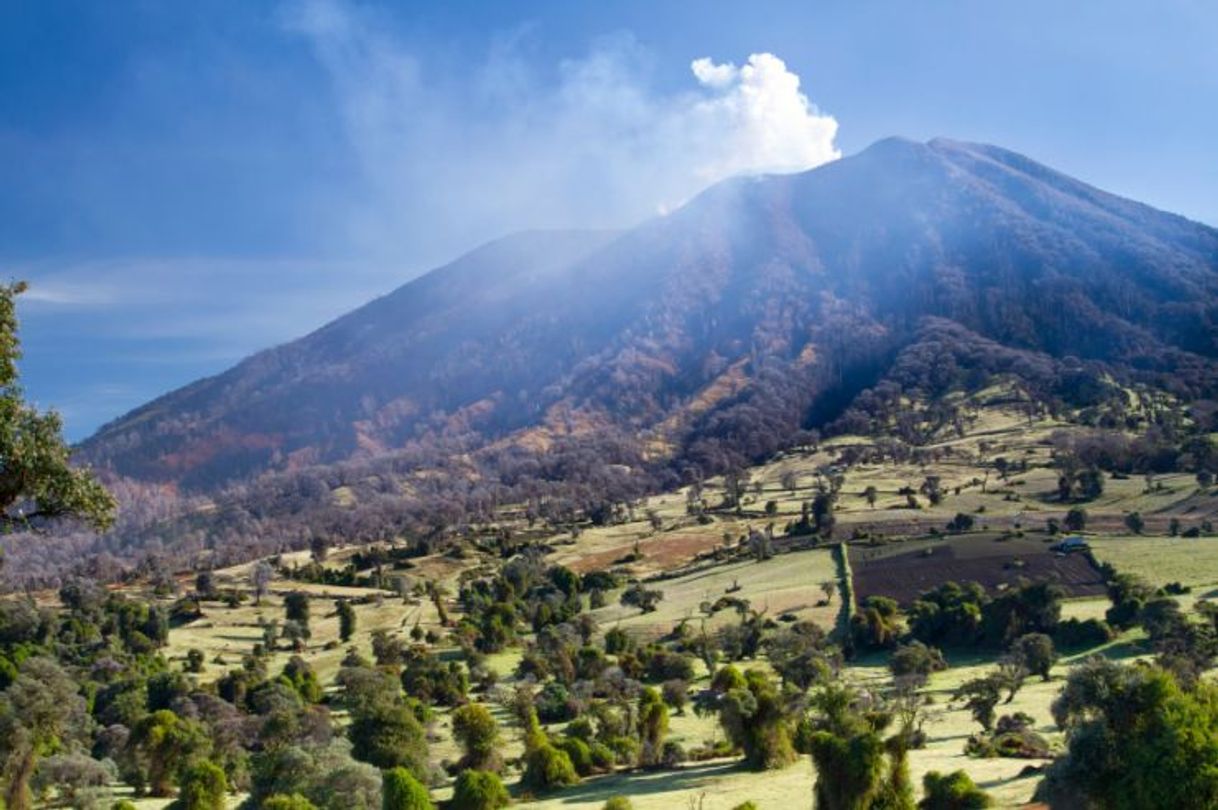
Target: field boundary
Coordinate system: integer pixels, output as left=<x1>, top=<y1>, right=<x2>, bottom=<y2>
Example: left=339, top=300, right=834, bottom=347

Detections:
left=834, top=541, right=856, bottom=643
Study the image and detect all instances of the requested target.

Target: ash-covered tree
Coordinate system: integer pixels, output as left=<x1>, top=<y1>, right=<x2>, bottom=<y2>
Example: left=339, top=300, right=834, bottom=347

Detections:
left=251, top=562, right=274, bottom=606
left=0, top=282, right=115, bottom=538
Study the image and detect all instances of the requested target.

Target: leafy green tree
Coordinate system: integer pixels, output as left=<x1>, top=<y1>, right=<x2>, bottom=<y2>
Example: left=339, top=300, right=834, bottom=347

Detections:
left=0, top=282, right=115, bottom=535
left=450, top=770, right=510, bottom=810
left=281, top=656, right=323, bottom=704
left=637, top=687, right=669, bottom=768
left=284, top=592, right=311, bottom=629
left=452, top=703, right=501, bottom=772
left=1010, top=633, right=1056, bottom=682
left=918, top=770, right=993, bottom=809
left=381, top=767, right=433, bottom=810
left=337, top=600, right=357, bottom=643
left=888, top=641, right=947, bottom=688
left=348, top=701, right=428, bottom=775
left=128, top=709, right=211, bottom=797
left=0, top=656, right=90, bottom=810
left=1124, top=511, right=1145, bottom=534
left=718, top=670, right=797, bottom=770
left=805, top=685, right=910, bottom=810
left=1063, top=507, right=1087, bottom=532
left=174, top=761, right=227, bottom=810
left=620, top=583, right=663, bottom=614
left=954, top=677, right=1003, bottom=731
left=1039, top=660, right=1218, bottom=809
left=521, top=708, right=578, bottom=791
left=851, top=596, right=903, bottom=650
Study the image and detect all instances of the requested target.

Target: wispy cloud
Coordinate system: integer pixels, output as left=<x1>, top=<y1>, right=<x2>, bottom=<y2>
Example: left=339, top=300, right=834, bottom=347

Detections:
left=285, top=1, right=841, bottom=260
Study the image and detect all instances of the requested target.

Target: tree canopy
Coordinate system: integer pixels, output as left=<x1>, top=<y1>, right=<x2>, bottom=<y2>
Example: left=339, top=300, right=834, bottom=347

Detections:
left=0, top=282, right=115, bottom=535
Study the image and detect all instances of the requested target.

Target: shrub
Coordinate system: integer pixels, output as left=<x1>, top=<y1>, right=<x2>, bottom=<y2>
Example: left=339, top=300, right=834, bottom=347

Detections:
left=262, top=796, right=320, bottom=810
left=176, top=761, right=227, bottom=810
left=534, top=681, right=578, bottom=723
left=919, top=770, right=993, bottom=809
left=660, top=741, right=687, bottom=768
left=1053, top=618, right=1112, bottom=650
left=381, top=767, right=433, bottom=810
left=522, top=744, right=578, bottom=790
left=588, top=742, right=616, bottom=772
left=450, top=770, right=510, bottom=810
left=603, top=798, right=633, bottom=810
left=451, top=703, right=501, bottom=772
left=553, top=737, right=594, bottom=776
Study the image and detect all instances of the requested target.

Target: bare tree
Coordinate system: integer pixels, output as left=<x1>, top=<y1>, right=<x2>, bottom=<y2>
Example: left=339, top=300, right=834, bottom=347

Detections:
left=250, top=561, right=273, bottom=606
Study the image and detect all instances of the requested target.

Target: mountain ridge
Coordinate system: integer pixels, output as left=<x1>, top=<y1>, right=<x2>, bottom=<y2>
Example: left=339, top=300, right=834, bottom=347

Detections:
left=79, top=136, right=1218, bottom=494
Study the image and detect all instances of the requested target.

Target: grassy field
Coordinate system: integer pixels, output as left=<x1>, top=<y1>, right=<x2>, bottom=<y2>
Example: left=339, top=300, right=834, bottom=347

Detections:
left=1089, top=534, right=1218, bottom=591
left=118, top=391, right=1218, bottom=809
left=591, top=547, right=842, bottom=641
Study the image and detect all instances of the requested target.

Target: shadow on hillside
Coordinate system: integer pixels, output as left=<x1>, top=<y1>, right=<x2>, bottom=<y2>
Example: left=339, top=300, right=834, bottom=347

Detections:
left=523, top=761, right=749, bottom=804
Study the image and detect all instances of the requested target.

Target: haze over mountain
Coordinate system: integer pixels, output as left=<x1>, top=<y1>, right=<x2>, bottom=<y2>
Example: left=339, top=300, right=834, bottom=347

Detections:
left=79, top=136, right=1218, bottom=500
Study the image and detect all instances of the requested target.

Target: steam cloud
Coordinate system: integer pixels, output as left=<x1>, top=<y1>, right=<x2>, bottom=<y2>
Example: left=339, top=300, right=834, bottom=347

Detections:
left=287, top=1, right=841, bottom=264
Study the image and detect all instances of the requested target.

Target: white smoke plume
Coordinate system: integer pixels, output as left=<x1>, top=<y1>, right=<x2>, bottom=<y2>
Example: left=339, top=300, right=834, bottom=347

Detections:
left=286, top=1, right=841, bottom=264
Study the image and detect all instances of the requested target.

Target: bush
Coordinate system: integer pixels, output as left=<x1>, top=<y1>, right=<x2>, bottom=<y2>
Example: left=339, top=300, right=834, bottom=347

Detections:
left=450, top=770, right=510, bottom=810
left=603, top=798, right=633, bottom=810
left=588, top=742, right=616, bottom=772
left=534, top=681, right=578, bottom=723
left=451, top=703, right=501, bottom=772
left=381, top=767, right=433, bottom=810
left=919, top=770, right=993, bottom=808
left=523, top=743, right=578, bottom=790
left=1053, top=618, right=1113, bottom=650
left=553, top=737, right=594, bottom=776
left=660, top=741, right=687, bottom=768
left=176, top=761, right=227, bottom=810
left=262, top=796, right=319, bottom=810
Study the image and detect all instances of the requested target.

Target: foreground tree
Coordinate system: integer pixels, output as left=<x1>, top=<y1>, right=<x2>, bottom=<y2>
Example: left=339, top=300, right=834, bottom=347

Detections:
left=804, top=685, right=914, bottom=810
left=0, top=656, right=91, bottom=810
left=0, top=282, right=115, bottom=536
left=718, top=669, right=798, bottom=770
left=1037, top=660, right=1218, bottom=809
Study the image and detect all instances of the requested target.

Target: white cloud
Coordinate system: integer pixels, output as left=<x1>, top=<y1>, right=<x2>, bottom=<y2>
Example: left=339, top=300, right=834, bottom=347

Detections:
left=685, top=53, right=840, bottom=180
left=284, top=1, right=842, bottom=258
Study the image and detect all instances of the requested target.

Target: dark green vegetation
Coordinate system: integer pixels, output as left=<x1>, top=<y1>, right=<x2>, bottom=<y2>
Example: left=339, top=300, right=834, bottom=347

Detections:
left=0, top=282, right=114, bottom=539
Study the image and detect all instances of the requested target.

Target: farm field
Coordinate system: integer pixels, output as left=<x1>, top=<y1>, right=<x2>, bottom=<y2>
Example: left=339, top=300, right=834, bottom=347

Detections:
left=850, top=533, right=1106, bottom=604
left=1089, top=534, right=1218, bottom=591
left=590, top=546, right=843, bottom=641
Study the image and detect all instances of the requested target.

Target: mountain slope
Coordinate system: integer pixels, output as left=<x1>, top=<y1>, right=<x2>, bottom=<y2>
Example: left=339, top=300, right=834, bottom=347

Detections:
left=80, top=137, right=1218, bottom=492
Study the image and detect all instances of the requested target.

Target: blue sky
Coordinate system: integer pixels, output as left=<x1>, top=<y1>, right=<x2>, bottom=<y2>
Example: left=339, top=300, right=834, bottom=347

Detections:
left=3, top=1, right=1216, bottom=440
